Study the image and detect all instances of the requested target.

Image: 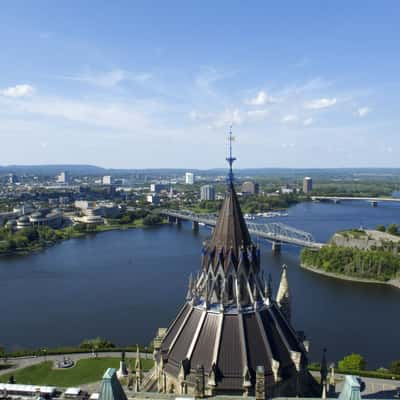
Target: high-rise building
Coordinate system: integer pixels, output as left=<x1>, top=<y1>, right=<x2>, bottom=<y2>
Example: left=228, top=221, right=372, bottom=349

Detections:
left=146, top=194, right=160, bottom=204
left=151, top=138, right=319, bottom=397
left=241, top=181, right=259, bottom=195
left=185, top=172, right=195, bottom=185
left=8, top=173, right=17, bottom=184
left=56, top=171, right=68, bottom=184
left=102, top=175, right=112, bottom=185
left=303, top=177, right=313, bottom=193
left=200, top=184, right=215, bottom=201
left=150, top=183, right=164, bottom=193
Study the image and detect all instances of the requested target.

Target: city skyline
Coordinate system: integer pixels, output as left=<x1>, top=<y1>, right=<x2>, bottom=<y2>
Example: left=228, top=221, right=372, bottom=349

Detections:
left=0, top=1, right=399, bottom=168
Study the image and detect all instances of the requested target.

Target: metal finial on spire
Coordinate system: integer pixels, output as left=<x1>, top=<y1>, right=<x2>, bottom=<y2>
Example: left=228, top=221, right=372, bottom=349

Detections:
left=226, top=126, right=236, bottom=185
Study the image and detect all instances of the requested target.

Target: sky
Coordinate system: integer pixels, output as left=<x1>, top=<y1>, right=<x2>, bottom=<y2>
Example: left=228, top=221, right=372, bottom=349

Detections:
left=0, top=1, right=399, bottom=169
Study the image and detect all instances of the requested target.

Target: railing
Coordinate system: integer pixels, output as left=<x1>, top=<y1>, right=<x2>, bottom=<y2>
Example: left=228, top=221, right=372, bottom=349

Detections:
left=159, top=209, right=323, bottom=249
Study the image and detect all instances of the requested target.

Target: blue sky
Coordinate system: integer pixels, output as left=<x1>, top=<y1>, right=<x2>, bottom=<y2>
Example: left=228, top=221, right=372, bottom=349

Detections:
left=0, top=1, right=399, bottom=168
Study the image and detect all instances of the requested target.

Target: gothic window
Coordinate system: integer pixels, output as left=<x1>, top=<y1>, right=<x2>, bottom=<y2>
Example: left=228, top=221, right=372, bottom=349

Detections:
left=216, top=275, right=223, bottom=300
left=208, top=273, right=213, bottom=294
left=227, top=275, right=234, bottom=300
left=239, top=275, right=246, bottom=302
left=249, top=274, right=255, bottom=293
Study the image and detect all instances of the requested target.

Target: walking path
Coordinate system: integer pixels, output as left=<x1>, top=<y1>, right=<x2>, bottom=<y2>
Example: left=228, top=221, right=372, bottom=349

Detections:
left=311, top=371, right=400, bottom=399
left=0, top=351, right=152, bottom=376
left=2, top=355, right=399, bottom=398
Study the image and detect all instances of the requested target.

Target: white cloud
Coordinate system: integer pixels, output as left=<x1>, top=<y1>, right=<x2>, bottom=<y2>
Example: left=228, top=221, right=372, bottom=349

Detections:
left=194, top=67, right=228, bottom=96
left=304, top=97, right=337, bottom=109
left=303, top=118, right=313, bottom=126
left=215, top=108, right=242, bottom=127
left=246, top=109, right=269, bottom=120
left=64, top=69, right=152, bottom=88
left=277, top=78, right=332, bottom=98
left=281, top=114, right=298, bottom=123
left=3, top=96, right=150, bottom=130
left=188, top=110, right=212, bottom=121
left=190, top=107, right=268, bottom=126
left=1, top=84, right=34, bottom=98
left=356, top=107, right=371, bottom=117
left=246, top=90, right=271, bottom=106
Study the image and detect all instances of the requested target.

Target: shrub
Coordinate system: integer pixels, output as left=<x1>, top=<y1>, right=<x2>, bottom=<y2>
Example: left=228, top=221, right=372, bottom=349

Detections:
left=338, top=353, right=366, bottom=371
left=389, top=360, right=400, bottom=375
left=387, top=224, right=399, bottom=235
left=143, top=214, right=163, bottom=226
left=79, top=337, right=115, bottom=350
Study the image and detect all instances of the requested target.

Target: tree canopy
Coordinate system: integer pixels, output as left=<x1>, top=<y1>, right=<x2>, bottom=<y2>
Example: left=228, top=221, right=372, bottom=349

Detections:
left=338, top=353, right=366, bottom=370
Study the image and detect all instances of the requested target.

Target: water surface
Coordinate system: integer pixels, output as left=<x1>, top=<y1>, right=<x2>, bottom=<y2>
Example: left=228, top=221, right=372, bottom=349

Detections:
left=0, top=200, right=399, bottom=368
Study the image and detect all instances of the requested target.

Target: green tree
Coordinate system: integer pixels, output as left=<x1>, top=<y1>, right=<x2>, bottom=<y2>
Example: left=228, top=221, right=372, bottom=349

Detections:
left=73, top=223, right=88, bottom=233
left=387, top=224, right=399, bottom=235
left=23, top=227, right=39, bottom=242
left=79, top=337, right=115, bottom=350
left=143, top=214, right=163, bottom=226
left=38, top=226, right=57, bottom=242
left=389, top=360, right=400, bottom=375
left=0, top=241, right=11, bottom=253
left=376, top=224, right=386, bottom=232
left=338, top=353, right=366, bottom=370
left=13, top=235, right=29, bottom=248
left=119, top=214, right=132, bottom=224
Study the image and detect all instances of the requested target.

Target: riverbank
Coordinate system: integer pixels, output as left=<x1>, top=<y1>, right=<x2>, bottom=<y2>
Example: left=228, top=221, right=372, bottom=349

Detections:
left=0, top=219, right=167, bottom=258
left=301, top=263, right=400, bottom=289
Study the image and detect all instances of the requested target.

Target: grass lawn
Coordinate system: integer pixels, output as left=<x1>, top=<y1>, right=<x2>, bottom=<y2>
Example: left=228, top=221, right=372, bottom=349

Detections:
left=0, top=358, right=153, bottom=387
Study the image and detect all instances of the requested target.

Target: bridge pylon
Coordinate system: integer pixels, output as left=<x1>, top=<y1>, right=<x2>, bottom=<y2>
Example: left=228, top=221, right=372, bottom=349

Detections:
left=272, top=241, right=282, bottom=255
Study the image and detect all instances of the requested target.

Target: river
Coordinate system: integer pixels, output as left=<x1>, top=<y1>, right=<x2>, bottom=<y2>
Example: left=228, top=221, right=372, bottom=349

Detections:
left=0, top=200, right=399, bottom=368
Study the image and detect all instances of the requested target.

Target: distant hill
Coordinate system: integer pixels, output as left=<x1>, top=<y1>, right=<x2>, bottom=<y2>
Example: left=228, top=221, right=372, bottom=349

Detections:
left=0, top=165, right=106, bottom=176
left=1, top=165, right=400, bottom=178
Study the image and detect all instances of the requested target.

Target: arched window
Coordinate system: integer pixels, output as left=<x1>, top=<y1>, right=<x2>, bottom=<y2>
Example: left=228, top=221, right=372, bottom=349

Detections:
left=208, top=273, right=213, bottom=294
left=249, top=274, right=255, bottom=294
left=216, top=275, right=223, bottom=300
left=239, top=275, right=246, bottom=302
left=227, top=275, right=234, bottom=300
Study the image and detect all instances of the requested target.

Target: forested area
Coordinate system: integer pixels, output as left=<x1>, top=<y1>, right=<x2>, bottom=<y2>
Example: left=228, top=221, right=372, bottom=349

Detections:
left=301, top=245, right=400, bottom=281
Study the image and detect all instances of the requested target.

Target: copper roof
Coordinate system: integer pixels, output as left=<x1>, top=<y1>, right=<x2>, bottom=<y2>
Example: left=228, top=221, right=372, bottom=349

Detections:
left=210, top=182, right=252, bottom=252
left=156, top=137, right=318, bottom=396
left=159, top=303, right=318, bottom=396
left=202, top=182, right=255, bottom=274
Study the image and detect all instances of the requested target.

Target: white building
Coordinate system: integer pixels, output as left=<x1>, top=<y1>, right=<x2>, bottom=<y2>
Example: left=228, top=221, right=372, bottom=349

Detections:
left=281, top=187, right=295, bottom=194
left=146, top=194, right=160, bottom=204
left=185, top=172, right=195, bottom=185
left=74, top=201, right=122, bottom=218
left=102, top=175, right=112, bottom=185
left=303, top=177, right=313, bottom=193
left=150, top=183, right=164, bottom=193
left=200, top=185, right=215, bottom=201
left=57, top=171, right=68, bottom=184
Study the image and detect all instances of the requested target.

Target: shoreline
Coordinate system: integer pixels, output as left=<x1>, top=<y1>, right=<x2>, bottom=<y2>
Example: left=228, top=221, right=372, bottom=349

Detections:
left=0, top=221, right=167, bottom=258
left=301, top=263, right=400, bottom=289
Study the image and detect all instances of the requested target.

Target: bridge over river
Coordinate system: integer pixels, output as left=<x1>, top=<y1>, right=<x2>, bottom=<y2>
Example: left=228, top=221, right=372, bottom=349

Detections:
left=311, top=195, right=400, bottom=206
left=159, top=209, right=324, bottom=252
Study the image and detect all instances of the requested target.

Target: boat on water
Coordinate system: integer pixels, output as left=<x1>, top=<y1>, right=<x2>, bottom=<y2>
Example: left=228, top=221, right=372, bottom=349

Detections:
left=256, top=211, right=289, bottom=218
left=244, top=213, right=256, bottom=220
